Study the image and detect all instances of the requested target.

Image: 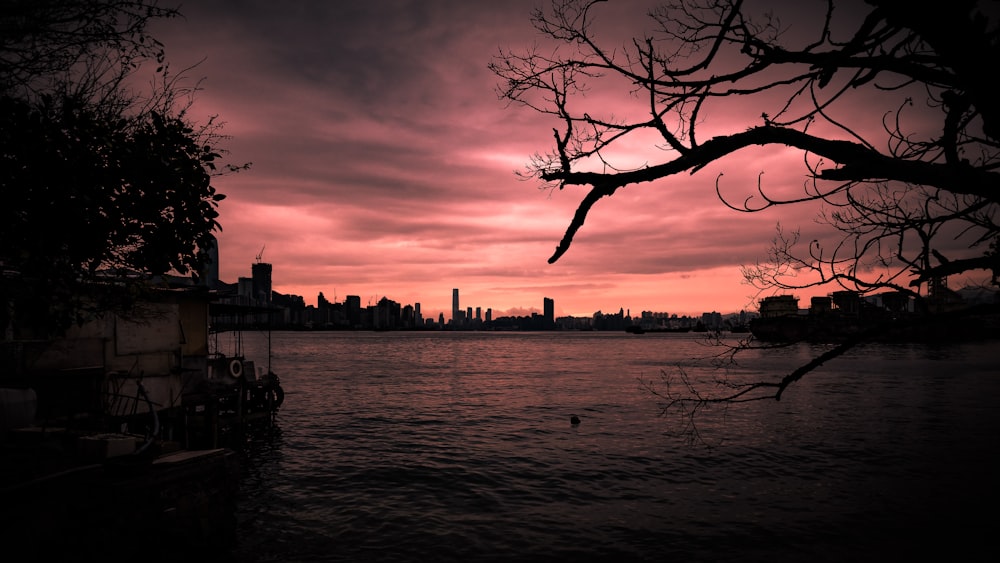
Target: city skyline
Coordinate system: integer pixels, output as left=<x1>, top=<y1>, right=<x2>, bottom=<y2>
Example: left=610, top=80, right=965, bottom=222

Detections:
left=226, top=251, right=999, bottom=327
left=230, top=258, right=749, bottom=324
left=217, top=237, right=760, bottom=322
left=223, top=254, right=734, bottom=324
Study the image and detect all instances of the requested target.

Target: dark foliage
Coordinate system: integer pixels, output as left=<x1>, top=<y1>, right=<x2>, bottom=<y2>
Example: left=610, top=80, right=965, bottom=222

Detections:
left=0, top=1, right=234, bottom=337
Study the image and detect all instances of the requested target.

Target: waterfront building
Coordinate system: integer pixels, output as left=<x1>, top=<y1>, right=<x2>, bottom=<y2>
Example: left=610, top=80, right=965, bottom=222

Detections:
left=759, top=295, right=800, bottom=318
left=701, top=311, right=722, bottom=331
left=251, top=262, right=272, bottom=305
left=237, top=277, right=253, bottom=305
left=810, top=296, right=832, bottom=315
left=346, top=295, right=362, bottom=327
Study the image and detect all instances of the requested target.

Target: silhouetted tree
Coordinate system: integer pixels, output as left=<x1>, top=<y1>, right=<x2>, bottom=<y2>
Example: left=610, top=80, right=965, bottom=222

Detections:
left=1, top=1, right=241, bottom=337
left=492, top=0, right=999, bottom=406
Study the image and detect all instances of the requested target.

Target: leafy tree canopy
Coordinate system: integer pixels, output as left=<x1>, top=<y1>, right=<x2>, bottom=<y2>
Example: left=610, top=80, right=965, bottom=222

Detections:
left=0, top=0, right=240, bottom=337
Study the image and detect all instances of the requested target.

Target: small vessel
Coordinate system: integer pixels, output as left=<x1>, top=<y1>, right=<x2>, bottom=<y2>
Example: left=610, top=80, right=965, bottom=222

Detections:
left=183, top=301, right=286, bottom=447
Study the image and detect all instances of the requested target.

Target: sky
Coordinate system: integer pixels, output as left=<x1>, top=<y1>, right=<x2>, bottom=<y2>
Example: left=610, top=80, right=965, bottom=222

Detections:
left=145, top=0, right=956, bottom=321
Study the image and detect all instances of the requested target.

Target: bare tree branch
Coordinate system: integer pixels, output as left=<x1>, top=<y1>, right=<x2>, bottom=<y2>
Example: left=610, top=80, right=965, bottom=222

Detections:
left=494, top=0, right=1000, bottom=402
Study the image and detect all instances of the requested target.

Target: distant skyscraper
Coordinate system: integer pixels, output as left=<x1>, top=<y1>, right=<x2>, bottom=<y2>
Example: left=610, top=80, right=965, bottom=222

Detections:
left=346, top=295, right=362, bottom=327
left=452, top=289, right=459, bottom=323
left=238, top=277, right=253, bottom=303
left=251, top=262, right=272, bottom=304
left=544, top=297, right=554, bottom=325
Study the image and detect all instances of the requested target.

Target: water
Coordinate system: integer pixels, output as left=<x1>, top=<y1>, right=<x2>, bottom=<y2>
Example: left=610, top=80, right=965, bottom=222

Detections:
left=225, top=331, right=999, bottom=562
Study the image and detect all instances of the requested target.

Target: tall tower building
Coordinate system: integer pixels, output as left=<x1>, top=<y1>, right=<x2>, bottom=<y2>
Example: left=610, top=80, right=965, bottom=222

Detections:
left=452, top=289, right=459, bottom=323
left=251, top=262, right=272, bottom=304
left=346, top=295, right=362, bottom=327
left=544, top=297, right=554, bottom=325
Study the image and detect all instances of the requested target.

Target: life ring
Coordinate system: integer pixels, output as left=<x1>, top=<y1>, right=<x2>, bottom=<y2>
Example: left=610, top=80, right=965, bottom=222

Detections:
left=267, top=382, right=285, bottom=409
left=229, top=359, right=243, bottom=378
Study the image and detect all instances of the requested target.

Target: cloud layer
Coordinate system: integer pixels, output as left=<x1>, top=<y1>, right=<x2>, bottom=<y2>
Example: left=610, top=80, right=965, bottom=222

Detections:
left=149, top=1, right=955, bottom=320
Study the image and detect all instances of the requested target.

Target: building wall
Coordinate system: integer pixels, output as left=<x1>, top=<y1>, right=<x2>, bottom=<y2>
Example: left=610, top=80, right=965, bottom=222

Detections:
left=19, top=289, right=210, bottom=417
left=759, top=295, right=799, bottom=318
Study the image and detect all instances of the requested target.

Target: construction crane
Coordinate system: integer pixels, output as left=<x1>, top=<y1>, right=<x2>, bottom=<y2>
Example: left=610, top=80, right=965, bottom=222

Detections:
left=256, top=244, right=265, bottom=263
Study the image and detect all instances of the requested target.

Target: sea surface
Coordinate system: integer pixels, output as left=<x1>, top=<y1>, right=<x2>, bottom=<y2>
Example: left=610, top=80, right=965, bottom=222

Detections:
left=221, top=330, right=999, bottom=563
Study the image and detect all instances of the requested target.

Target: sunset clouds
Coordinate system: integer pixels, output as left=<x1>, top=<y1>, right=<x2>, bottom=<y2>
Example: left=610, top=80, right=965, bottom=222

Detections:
left=148, top=0, right=930, bottom=320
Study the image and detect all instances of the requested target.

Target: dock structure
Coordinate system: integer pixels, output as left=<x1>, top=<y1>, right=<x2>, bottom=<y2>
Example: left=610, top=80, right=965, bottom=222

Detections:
left=1, top=283, right=285, bottom=559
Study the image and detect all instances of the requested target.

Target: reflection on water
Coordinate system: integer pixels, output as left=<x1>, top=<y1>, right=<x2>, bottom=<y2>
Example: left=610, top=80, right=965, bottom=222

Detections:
left=227, top=332, right=999, bottom=562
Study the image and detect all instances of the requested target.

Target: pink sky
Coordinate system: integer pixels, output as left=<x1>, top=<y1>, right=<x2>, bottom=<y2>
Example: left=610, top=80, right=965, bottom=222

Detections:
left=148, top=1, right=974, bottom=321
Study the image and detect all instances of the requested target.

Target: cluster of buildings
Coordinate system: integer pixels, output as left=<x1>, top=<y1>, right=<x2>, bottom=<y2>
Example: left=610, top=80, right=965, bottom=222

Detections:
left=750, top=278, right=999, bottom=342
left=212, top=253, right=997, bottom=339
left=209, top=257, right=739, bottom=332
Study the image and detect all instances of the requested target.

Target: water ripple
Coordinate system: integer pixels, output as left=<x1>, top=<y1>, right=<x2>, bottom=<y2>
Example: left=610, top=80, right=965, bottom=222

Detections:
left=228, top=332, right=1000, bottom=563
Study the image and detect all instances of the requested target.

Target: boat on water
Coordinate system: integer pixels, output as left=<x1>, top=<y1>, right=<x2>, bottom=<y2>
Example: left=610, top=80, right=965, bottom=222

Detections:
left=186, top=300, right=286, bottom=447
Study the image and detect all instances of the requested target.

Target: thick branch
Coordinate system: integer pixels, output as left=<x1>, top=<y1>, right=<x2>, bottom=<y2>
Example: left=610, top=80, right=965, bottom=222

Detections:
left=909, top=254, right=1000, bottom=286
left=548, top=182, right=619, bottom=263
left=545, top=126, right=999, bottom=262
